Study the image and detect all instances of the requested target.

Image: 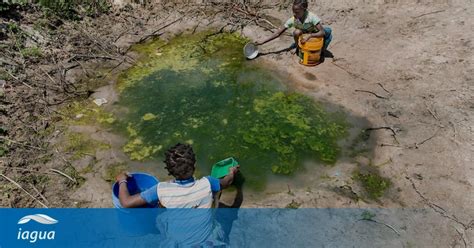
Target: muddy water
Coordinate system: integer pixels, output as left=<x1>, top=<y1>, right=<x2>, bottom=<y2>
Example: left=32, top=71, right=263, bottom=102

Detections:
left=111, top=32, right=350, bottom=190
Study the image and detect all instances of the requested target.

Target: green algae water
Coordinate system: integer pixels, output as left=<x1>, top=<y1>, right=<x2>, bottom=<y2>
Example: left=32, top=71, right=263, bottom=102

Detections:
left=114, top=32, right=348, bottom=190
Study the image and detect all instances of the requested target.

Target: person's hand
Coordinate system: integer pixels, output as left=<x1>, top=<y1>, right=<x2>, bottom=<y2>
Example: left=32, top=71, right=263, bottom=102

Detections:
left=300, top=36, right=310, bottom=44
left=229, top=165, right=240, bottom=175
left=301, top=34, right=313, bottom=44
left=116, top=172, right=131, bottom=182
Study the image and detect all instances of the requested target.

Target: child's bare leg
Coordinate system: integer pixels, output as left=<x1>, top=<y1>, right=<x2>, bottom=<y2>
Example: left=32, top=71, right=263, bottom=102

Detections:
left=293, top=29, right=303, bottom=45
left=292, top=29, right=303, bottom=54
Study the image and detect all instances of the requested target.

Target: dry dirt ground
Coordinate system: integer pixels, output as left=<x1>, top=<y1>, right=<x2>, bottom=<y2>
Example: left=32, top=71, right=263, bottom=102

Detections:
left=1, top=0, right=473, bottom=246
left=244, top=0, right=474, bottom=215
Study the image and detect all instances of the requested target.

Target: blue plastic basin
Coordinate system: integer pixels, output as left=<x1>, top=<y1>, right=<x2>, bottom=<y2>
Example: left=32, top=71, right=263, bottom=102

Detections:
left=111, top=172, right=160, bottom=235
left=112, top=172, right=159, bottom=208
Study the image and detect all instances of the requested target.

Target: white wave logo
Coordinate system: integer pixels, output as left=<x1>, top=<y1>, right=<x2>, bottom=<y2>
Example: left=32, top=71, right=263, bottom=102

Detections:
left=17, top=214, right=57, bottom=243
left=17, top=214, right=58, bottom=225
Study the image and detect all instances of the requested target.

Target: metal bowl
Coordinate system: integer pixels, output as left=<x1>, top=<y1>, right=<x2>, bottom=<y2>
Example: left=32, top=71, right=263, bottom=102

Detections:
left=243, top=42, right=259, bottom=60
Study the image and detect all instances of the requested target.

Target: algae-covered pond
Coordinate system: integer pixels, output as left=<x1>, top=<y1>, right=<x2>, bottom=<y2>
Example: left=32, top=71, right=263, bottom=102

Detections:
left=113, top=32, right=348, bottom=190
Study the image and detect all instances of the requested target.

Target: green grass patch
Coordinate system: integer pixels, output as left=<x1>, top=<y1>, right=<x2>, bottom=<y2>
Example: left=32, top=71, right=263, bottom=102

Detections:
left=20, top=46, right=43, bottom=58
left=60, top=100, right=116, bottom=126
left=64, top=132, right=110, bottom=160
left=102, top=162, right=129, bottom=182
left=353, top=167, right=391, bottom=200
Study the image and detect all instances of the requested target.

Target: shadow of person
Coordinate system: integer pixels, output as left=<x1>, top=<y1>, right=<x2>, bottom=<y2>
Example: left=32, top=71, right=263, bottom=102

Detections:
left=255, top=44, right=335, bottom=65
left=215, top=172, right=245, bottom=244
left=323, top=49, right=334, bottom=58
left=317, top=49, right=335, bottom=64
left=256, top=45, right=294, bottom=58
left=217, top=172, right=244, bottom=208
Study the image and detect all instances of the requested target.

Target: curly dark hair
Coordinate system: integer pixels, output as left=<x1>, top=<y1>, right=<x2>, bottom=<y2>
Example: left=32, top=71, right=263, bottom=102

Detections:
left=163, top=143, right=196, bottom=179
left=293, top=0, right=308, bottom=8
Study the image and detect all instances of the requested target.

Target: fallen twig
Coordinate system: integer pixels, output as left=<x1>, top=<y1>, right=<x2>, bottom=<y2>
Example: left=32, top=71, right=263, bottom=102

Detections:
left=0, top=136, right=45, bottom=150
left=411, top=128, right=440, bottom=149
left=113, top=28, right=131, bottom=43
left=50, top=168, right=77, bottom=184
left=454, top=227, right=468, bottom=248
left=359, top=218, right=401, bottom=236
left=259, top=18, right=277, bottom=29
left=413, top=10, right=445, bottom=19
left=387, top=112, right=399, bottom=118
left=191, top=21, right=201, bottom=34
left=355, top=89, right=388, bottom=99
left=79, top=27, right=115, bottom=58
left=287, top=184, right=294, bottom=196
left=376, top=83, right=391, bottom=94
left=107, top=58, right=126, bottom=74
left=5, top=70, right=33, bottom=89
left=73, top=54, right=120, bottom=61
left=0, top=165, right=54, bottom=175
left=40, top=67, right=58, bottom=86
left=73, top=59, right=90, bottom=77
left=366, top=126, right=399, bottom=144
left=138, top=17, right=183, bottom=43
left=4, top=70, right=18, bottom=81
left=380, top=143, right=404, bottom=148
left=30, top=183, right=49, bottom=205
left=63, top=150, right=95, bottom=158
left=331, top=61, right=368, bottom=81
left=424, top=102, right=439, bottom=121
left=232, top=4, right=277, bottom=30
left=204, top=24, right=230, bottom=41
left=408, top=177, right=473, bottom=230
left=0, top=173, right=48, bottom=208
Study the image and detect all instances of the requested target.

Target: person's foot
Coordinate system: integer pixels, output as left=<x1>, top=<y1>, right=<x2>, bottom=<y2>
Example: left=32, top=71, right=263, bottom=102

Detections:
left=289, top=43, right=300, bottom=55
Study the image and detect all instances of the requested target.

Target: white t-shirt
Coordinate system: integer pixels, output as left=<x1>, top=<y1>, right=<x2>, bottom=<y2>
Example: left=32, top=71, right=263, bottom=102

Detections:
left=284, top=11, right=321, bottom=33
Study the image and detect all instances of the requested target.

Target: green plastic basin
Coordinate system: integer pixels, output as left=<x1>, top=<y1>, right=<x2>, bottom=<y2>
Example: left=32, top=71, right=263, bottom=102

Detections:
left=211, top=157, right=239, bottom=179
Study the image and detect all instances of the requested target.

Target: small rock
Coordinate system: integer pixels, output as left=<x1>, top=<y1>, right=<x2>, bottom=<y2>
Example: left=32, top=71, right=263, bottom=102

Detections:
left=75, top=114, right=84, bottom=119
left=93, top=98, right=108, bottom=106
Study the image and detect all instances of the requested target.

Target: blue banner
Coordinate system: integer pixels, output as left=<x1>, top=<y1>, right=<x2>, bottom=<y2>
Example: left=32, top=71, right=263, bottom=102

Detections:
left=0, top=208, right=451, bottom=247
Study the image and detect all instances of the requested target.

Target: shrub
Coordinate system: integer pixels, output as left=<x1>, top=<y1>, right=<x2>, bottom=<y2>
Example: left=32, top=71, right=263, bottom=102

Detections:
left=38, top=0, right=111, bottom=19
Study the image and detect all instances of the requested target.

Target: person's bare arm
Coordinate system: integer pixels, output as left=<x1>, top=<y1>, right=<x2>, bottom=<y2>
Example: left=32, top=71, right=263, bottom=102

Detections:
left=255, top=27, right=287, bottom=46
left=116, top=172, right=148, bottom=208
left=219, top=165, right=240, bottom=189
left=301, top=23, right=326, bottom=44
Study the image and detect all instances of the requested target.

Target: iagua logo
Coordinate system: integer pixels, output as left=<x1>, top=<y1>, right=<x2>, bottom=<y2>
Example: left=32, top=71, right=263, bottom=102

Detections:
left=17, top=214, right=57, bottom=243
